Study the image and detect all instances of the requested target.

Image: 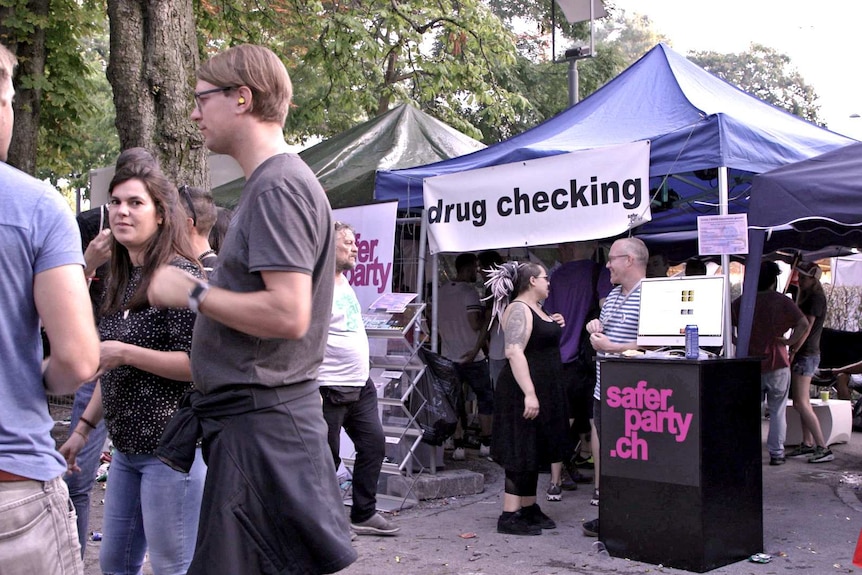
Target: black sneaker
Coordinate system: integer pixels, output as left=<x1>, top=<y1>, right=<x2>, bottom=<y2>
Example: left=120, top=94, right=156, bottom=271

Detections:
left=808, top=446, right=835, bottom=463
left=497, top=511, right=542, bottom=536
left=787, top=444, right=816, bottom=458
left=520, top=503, right=556, bottom=529
left=590, top=488, right=599, bottom=506
left=583, top=518, right=599, bottom=537
left=769, top=455, right=786, bottom=466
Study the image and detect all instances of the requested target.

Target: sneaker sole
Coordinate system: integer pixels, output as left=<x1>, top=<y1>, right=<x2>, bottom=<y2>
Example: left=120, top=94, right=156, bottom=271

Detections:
left=497, top=527, right=542, bottom=536
left=582, top=526, right=598, bottom=537
left=809, top=455, right=835, bottom=463
left=787, top=449, right=815, bottom=458
left=546, top=494, right=562, bottom=502
left=351, top=525, right=400, bottom=536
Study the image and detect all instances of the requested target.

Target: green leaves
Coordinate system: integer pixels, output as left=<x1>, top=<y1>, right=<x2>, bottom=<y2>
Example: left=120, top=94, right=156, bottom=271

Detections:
left=688, top=43, right=823, bottom=125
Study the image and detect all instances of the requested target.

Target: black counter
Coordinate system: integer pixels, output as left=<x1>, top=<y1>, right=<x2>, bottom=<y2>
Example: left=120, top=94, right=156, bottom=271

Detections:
left=599, top=357, right=762, bottom=572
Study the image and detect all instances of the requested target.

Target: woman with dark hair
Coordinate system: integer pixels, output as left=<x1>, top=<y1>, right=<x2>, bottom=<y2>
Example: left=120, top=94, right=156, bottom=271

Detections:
left=60, top=148, right=206, bottom=575
left=486, top=261, right=570, bottom=536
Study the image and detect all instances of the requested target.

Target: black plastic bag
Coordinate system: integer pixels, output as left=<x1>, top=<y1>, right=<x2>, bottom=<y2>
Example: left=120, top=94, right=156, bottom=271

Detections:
left=409, top=347, right=461, bottom=446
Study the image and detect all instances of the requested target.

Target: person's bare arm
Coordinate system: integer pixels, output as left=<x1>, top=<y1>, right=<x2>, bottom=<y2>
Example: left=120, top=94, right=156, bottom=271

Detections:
left=147, top=265, right=312, bottom=339
left=779, top=315, right=809, bottom=350
left=36, top=265, right=99, bottom=395
left=503, top=303, right=539, bottom=419
left=461, top=310, right=486, bottom=362
left=97, top=341, right=191, bottom=381
left=59, top=381, right=104, bottom=473
left=589, top=332, right=638, bottom=354
left=789, top=314, right=815, bottom=360
left=834, top=360, right=862, bottom=375
left=83, top=229, right=112, bottom=278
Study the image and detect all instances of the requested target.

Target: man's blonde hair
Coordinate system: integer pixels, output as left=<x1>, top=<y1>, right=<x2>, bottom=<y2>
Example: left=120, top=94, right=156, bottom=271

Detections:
left=197, top=44, right=292, bottom=126
left=0, top=44, right=18, bottom=87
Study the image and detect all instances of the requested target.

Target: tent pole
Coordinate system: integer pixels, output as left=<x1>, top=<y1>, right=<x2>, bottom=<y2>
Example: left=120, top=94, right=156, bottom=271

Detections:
left=718, top=166, right=733, bottom=356
left=415, top=212, right=428, bottom=304
left=431, top=252, right=439, bottom=353
left=415, top=212, right=429, bottom=349
left=736, top=230, right=765, bottom=358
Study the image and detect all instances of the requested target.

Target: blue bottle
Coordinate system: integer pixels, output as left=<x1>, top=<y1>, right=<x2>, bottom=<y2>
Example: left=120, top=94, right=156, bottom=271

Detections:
left=685, top=325, right=699, bottom=359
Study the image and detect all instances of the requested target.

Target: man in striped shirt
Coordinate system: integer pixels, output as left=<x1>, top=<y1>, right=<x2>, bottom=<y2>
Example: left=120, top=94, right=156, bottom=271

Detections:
left=582, top=238, right=648, bottom=537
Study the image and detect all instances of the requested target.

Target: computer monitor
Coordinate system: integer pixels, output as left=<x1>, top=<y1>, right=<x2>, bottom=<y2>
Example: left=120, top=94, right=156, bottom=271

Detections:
left=637, top=275, right=726, bottom=348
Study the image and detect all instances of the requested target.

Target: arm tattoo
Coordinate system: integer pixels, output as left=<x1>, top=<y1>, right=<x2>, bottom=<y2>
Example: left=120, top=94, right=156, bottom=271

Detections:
left=505, top=304, right=529, bottom=350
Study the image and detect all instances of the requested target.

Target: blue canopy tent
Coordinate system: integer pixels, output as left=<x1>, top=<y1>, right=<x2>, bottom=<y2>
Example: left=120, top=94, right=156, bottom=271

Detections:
left=737, top=142, right=862, bottom=355
left=375, top=43, right=852, bottom=237
left=375, top=42, right=855, bottom=354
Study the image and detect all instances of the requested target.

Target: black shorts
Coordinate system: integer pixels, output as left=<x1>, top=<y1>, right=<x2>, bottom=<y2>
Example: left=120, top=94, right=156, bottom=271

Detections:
left=560, top=361, right=595, bottom=433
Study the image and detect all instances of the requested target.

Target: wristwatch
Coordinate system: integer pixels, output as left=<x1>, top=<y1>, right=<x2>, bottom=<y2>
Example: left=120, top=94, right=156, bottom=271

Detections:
left=188, top=281, right=210, bottom=314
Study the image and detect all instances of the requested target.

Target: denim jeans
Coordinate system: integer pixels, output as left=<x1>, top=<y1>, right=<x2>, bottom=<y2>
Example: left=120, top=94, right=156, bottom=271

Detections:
left=321, top=378, right=385, bottom=524
left=100, top=448, right=206, bottom=575
left=0, top=476, right=83, bottom=575
left=762, top=367, right=790, bottom=457
left=64, top=380, right=109, bottom=557
left=792, top=354, right=821, bottom=378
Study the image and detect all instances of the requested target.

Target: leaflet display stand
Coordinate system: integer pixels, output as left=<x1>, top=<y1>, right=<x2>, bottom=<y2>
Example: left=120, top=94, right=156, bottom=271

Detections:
left=599, top=357, right=762, bottom=573
left=343, top=301, right=428, bottom=511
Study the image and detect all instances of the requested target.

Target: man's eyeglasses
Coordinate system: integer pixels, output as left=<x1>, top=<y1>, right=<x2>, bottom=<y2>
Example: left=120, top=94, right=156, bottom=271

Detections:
left=179, top=185, right=197, bottom=226
left=193, top=86, right=234, bottom=109
left=536, top=275, right=549, bottom=280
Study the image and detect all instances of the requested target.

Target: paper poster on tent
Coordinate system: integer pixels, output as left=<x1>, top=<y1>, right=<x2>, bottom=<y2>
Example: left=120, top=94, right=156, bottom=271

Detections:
left=332, top=201, right=398, bottom=310
left=696, top=214, right=748, bottom=255
left=423, top=141, right=651, bottom=254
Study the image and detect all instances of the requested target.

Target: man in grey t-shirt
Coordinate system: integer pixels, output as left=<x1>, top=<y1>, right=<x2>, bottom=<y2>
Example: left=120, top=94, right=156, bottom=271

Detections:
left=149, top=45, right=356, bottom=575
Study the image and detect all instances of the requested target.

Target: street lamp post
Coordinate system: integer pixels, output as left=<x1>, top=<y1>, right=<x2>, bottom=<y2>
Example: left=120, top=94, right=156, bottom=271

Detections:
left=552, top=0, right=606, bottom=106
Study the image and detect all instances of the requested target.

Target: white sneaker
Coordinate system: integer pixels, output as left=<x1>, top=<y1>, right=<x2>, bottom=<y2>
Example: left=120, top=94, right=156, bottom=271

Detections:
left=452, top=447, right=466, bottom=461
left=479, top=444, right=491, bottom=458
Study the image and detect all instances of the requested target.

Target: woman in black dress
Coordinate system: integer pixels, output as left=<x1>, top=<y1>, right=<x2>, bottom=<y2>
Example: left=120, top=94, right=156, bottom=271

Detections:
left=486, top=261, right=571, bottom=536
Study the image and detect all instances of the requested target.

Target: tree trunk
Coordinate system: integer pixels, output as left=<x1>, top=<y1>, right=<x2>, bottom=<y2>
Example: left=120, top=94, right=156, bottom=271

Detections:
left=106, top=0, right=207, bottom=188
left=0, top=0, right=48, bottom=175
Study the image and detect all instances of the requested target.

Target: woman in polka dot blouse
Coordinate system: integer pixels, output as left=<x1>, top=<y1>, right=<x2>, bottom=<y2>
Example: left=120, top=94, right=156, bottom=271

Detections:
left=59, top=148, right=207, bottom=575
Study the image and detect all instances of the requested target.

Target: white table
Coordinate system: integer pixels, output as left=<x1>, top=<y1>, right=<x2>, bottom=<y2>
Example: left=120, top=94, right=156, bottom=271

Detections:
left=785, top=398, right=852, bottom=446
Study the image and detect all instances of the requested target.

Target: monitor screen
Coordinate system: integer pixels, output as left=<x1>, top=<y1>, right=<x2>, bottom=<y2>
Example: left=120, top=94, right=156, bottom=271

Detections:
left=637, top=275, right=726, bottom=348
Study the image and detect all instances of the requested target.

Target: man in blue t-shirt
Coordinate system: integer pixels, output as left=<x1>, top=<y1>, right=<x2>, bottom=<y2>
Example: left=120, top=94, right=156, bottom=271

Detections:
left=0, top=43, right=100, bottom=574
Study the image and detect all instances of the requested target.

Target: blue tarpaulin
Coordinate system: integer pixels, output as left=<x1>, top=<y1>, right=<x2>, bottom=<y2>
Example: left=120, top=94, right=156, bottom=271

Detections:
left=375, top=43, right=853, bottom=238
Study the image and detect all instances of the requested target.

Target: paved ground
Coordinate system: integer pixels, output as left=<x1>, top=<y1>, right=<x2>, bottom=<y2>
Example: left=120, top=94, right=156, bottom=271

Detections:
left=81, top=419, right=862, bottom=574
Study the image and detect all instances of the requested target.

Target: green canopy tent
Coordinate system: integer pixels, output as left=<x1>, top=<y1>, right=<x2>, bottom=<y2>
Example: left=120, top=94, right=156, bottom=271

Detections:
left=212, top=103, right=485, bottom=209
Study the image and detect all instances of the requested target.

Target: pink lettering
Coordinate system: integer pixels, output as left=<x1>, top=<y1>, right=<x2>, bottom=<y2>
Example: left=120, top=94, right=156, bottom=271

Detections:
left=611, top=432, right=649, bottom=460
left=607, top=386, right=621, bottom=407
left=612, top=380, right=694, bottom=448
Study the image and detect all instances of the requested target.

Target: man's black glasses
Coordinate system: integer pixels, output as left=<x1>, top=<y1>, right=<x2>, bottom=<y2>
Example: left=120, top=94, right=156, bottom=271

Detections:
left=193, top=86, right=234, bottom=108
left=180, top=185, right=197, bottom=226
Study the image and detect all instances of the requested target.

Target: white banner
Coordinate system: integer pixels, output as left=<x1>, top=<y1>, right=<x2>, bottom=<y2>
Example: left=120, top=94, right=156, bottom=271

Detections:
left=332, top=201, right=398, bottom=310
left=423, top=141, right=652, bottom=254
